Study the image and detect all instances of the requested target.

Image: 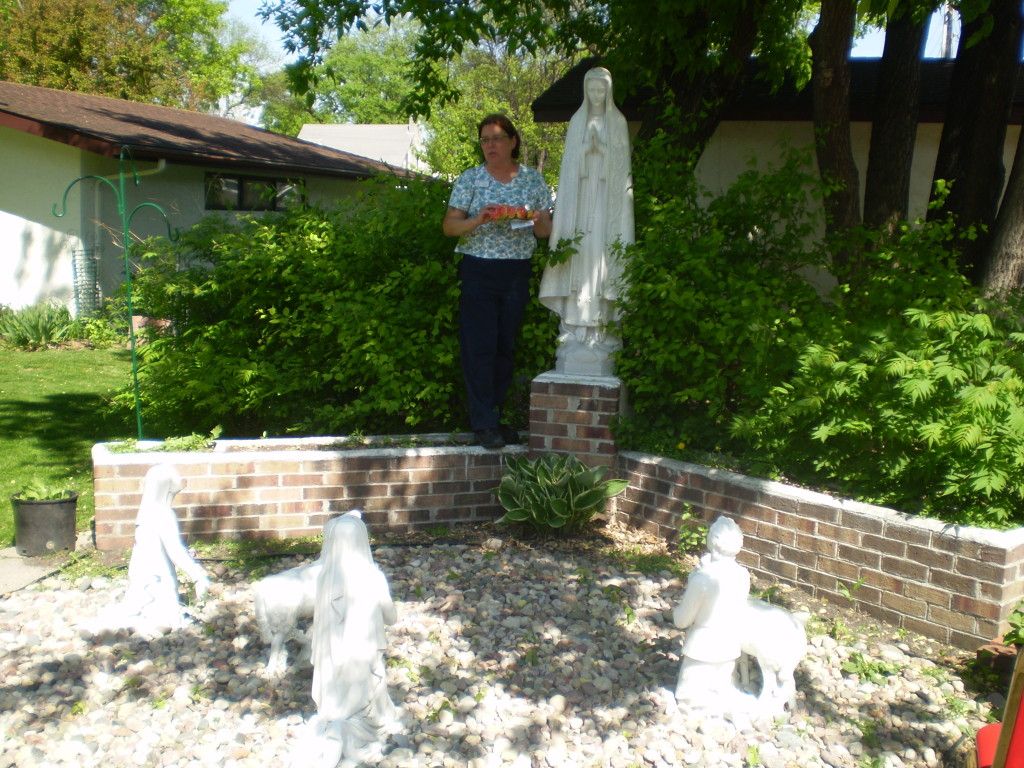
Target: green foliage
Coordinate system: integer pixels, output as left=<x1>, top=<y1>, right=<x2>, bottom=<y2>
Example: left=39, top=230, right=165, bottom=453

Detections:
left=109, top=426, right=222, bottom=453
left=603, top=545, right=684, bottom=578
left=615, top=142, right=830, bottom=457
left=123, top=177, right=557, bottom=437
left=0, top=302, right=72, bottom=350
left=315, top=18, right=420, bottom=123
left=263, top=0, right=811, bottom=143
left=14, top=480, right=75, bottom=501
left=676, top=503, right=707, bottom=555
left=841, top=651, right=901, bottom=684
left=59, top=550, right=125, bottom=581
left=1003, top=601, right=1024, bottom=646
left=734, top=294, right=1024, bottom=527
left=419, top=44, right=573, bottom=185
left=496, top=453, right=628, bottom=535
left=0, top=0, right=259, bottom=108
left=65, top=297, right=130, bottom=349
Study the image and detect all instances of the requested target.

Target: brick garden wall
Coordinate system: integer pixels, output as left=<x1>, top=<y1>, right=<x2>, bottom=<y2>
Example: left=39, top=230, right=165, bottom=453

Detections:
left=92, top=432, right=1024, bottom=650
left=614, top=451, right=1024, bottom=650
left=92, top=437, right=520, bottom=553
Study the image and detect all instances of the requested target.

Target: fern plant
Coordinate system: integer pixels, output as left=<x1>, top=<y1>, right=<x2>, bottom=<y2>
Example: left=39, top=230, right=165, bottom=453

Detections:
left=734, top=301, right=1024, bottom=527
left=496, top=453, right=628, bottom=535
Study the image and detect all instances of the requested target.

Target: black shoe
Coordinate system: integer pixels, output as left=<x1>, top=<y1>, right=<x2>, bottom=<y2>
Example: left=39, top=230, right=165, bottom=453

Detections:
left=497, top=424, right=522, bottom=444
left=474, top=428, right=505, bottom=450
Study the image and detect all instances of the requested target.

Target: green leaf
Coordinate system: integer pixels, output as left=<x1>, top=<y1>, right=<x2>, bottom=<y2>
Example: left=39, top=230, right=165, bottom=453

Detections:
left=603, top=479, right=629, bottom=497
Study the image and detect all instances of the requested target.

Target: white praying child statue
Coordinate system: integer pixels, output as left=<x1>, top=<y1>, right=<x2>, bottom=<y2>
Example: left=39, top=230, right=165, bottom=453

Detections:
left=539, top=66, right=635, bottom=376
left=673, top=516, right=751, bottom=711
left=87, top=463, right=209, bottom=637
left=298, top=511, right=400, bottom=768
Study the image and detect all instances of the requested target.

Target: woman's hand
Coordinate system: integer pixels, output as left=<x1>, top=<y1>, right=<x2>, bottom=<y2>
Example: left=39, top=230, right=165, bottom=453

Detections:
left=443, top=206, right=489, bottom=237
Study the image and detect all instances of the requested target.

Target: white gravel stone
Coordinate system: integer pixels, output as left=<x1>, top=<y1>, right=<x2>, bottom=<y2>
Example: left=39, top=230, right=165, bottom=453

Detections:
left=0, top=539, right=990, bottom=767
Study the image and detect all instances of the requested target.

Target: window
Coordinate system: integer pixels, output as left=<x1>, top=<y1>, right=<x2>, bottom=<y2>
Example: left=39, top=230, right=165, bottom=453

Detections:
left=204, top=174, right=304, bottom=211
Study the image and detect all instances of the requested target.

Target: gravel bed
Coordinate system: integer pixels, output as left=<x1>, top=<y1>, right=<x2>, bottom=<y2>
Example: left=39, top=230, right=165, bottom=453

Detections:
left=0, top=530, right=993, bottom=768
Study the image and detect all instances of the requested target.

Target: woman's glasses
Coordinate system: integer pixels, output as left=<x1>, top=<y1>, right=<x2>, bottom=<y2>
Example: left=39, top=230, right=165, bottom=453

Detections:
left=479, top=134, right=509, bottom=145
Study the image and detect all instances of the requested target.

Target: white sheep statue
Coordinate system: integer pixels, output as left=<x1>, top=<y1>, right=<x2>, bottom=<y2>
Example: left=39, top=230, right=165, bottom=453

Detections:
left=254, top=559, right=322, bottom=676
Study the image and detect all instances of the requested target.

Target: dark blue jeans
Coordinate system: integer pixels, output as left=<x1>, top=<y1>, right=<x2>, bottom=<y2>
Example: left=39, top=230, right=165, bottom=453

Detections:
left=458, top=255, right=532, bottom=431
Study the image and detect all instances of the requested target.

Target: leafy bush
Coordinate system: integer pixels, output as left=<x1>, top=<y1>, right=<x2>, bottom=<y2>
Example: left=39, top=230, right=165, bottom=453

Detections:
left=496, top=453, right=628, bottom=535
left=733, top=301, right=1024, bottom=527
left=728, top=209, right=1024, bottom=527
left=65, top=296, right=129, bottom=348
left=615, top=141, right=831, bottom=455
left=122, top=177, right=558, bottom=437
left=0, top=301, right=73, bottom=349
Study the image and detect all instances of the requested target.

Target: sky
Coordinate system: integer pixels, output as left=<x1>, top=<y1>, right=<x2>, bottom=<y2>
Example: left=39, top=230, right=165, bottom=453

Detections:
left=225, top=1, right=960, bottom=72
left=227, top=0, right=294, bottom=70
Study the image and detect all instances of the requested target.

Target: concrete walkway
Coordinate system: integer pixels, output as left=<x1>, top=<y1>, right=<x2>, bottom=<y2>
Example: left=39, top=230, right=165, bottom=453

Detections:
left=0, top=546, right=61, bottom=594
left=0, top=529, right=98, bottom=595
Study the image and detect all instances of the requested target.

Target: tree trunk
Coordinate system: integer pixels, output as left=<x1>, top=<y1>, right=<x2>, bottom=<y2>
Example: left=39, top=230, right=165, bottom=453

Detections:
left=809, top=0, right=861, bottom=268
left=982, top=126, right=1024, bottom=296
left=929, top=0, right=1023, bottom=283
left=863, top=8, right=927, bottom=236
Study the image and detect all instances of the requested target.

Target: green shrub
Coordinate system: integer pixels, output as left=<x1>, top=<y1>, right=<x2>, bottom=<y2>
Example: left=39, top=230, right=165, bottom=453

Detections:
left=615, top=142, right=831, bottom=456
left=65, top=296, right=129, bottom=348
left=0, top=301, right=73, bottom=349
left=496, top=453, right=628, bottom=535
left=733, top=300, right=1024, bottom=527
left=728, top=210, right=1024, bottom=527
left=121, top=177, right=558, bottom=437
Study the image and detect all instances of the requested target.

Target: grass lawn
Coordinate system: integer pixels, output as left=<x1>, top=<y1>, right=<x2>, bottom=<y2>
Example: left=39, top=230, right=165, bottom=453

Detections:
left=0, top=347, right=133, bottom=546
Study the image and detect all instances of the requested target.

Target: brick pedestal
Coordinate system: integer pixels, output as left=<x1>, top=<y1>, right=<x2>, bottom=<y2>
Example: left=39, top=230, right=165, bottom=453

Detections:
left=528, top=371, right=622, bottom=466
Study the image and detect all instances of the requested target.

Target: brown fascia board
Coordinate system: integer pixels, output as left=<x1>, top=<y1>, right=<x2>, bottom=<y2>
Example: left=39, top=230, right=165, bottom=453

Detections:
left=0, top=111, right=123, bottom=156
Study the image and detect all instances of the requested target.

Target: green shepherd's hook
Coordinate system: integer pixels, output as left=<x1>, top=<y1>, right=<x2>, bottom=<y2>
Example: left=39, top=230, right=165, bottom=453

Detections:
left=53, top=145, right=177, bottom=440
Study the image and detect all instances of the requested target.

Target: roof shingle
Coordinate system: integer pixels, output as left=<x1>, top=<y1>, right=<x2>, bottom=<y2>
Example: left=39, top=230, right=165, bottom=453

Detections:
left=0, top=80, right=404, bottom=178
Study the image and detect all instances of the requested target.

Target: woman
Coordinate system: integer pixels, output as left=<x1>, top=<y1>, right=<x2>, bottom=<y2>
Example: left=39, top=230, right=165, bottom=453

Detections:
left=443, top=114, right=553, bottom=450
left=539, top=67, right=634, bottom=357
left=307, top=511, right=399, bottom=767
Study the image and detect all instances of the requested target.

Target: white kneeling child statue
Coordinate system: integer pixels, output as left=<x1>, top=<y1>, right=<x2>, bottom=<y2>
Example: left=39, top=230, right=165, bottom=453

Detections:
left=673, top=516, right=751, bottom=710
left=673, top=515, right=809, bottom=718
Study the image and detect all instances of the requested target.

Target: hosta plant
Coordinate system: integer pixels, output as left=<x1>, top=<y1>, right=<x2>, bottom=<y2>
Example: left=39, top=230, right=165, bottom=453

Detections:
left=496, top=453, right=628, bottom=535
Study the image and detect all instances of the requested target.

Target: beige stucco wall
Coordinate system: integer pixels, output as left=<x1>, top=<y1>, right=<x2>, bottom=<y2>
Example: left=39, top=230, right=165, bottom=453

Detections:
left=2, top=131, right=364, bottom=313
left=0, top=127, right=85, bottom=310
left=696, top=120, right=1022, bottom=222
left=84, top=157, right=362, bottom=303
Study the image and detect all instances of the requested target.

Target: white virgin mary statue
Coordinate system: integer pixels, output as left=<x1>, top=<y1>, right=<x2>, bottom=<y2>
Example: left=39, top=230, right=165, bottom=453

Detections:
left=296, top=511, right=400, bottom=768
left=539, top=66, right=635, bottom=377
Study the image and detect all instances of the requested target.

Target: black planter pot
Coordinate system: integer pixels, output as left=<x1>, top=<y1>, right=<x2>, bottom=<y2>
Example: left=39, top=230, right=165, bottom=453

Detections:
left=11, top=492, right=78, bottom=557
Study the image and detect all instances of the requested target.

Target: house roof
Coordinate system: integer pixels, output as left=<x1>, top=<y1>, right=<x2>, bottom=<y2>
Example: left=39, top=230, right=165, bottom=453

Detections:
left=298, top=123, right=428, bottom=172
left=533, top=57, right=1024, bottom=124
left=0, top=80, right=404, bottom=179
